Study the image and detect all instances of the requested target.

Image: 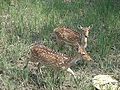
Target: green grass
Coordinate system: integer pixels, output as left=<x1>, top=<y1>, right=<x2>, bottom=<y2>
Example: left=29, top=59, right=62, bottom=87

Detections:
left=0, top=0, right=120, bottom=89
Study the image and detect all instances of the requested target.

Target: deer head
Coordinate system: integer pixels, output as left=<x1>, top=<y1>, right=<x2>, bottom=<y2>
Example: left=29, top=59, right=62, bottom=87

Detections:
left=78, top=47, right=92, bottom=61
left=78, top=25, right=93, bottom=38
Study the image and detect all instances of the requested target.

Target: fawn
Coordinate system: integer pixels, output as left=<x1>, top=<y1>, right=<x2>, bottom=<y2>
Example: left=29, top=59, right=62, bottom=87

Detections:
left=53, top=25, right=91, bottom=49
left=29, top=45, right=92, bottom=78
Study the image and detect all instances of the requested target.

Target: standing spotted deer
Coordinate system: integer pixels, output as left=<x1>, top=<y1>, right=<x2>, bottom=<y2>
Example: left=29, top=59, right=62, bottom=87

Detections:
left=30, top=45, right=92, bottom=78
left=53, top=25, right=92, bottom=50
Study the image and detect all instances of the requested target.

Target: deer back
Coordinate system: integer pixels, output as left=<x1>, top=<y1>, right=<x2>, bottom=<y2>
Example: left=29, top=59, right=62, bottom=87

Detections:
left=30, top=45, right=70, bottom=69
left=54, top=27, right=82, bottom=44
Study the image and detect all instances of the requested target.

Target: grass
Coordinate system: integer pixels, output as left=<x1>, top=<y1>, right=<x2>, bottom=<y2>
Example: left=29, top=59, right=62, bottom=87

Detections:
left=0, top=0, right=120, bottom=89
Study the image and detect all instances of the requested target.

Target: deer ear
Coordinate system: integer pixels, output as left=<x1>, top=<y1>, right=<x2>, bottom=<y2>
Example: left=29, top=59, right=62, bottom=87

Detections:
left=80, top=25, right=83, bottom=29
left=88, top=24, right=93, bottom=29
left=88, top=26, right=91, bottom=29
left=78, top=25, right=83, bottom=30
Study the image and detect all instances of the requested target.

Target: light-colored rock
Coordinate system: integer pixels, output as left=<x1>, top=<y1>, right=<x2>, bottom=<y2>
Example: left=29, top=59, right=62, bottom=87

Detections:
left=92, top=75, right=119, bottom=90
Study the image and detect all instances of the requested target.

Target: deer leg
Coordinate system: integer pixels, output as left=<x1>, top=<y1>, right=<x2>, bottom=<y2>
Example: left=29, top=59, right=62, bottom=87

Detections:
left=37, top=62, right=45, bottom=74
left=23, top=60, right=29, bottom=70
left=67, top=68, right=76, bottom=79
left=76, top=42, right=82, bottom=50
left=56, top=38, right=63, bottom=47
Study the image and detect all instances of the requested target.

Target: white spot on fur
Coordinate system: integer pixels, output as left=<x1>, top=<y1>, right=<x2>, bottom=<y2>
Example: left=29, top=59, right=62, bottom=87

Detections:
left=84, top=37, right=87, bottom=42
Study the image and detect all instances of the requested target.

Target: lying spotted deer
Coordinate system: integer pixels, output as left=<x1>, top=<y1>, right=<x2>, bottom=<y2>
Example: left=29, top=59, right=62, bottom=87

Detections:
left=53, top=25, right=92, bottom=49
left=30, top=45, right=92, bottom=78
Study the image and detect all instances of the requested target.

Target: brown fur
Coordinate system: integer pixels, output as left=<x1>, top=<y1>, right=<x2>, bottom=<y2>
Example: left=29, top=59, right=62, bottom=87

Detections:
left=53, top=26, right=90, bottom=49
left=30, top=45, right=92, bottom=70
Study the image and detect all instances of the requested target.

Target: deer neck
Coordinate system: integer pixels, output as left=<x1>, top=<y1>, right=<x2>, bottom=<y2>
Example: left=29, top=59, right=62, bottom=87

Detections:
left=81, top=33, right=87, bottom=43
left=66, top=53, right=81, bottom=65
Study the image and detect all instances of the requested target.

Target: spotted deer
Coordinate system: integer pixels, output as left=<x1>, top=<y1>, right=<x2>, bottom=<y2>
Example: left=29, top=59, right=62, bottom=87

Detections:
left=53, top=25, right=91, bottom=50
left=30, top=45, right=92, bottom=78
